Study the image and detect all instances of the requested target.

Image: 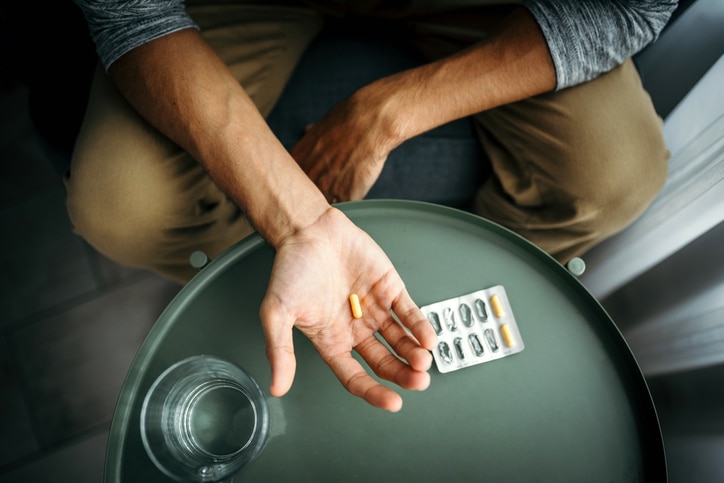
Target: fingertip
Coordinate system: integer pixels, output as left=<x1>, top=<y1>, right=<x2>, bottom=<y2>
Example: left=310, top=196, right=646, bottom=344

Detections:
left=418, top=325, right=438, bottom=351
left=364, top=385, right=403, bottom=413
left=269, top=371, right=294, bottom=398
left=269, top=377, right=292, bottom=398
left=405, top=367, right=431, bottom=392
left=267, top=348, right=297, bottom=398
left=410, top=347, right=433, bottom=372
left=381, top=391, right=403, bottom=413
left=387, top=398, right=403, bottom=413
left=417, top=370, right=431, bottom=391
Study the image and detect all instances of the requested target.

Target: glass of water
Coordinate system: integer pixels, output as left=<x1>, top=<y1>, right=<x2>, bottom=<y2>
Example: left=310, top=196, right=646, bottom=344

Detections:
left=141, top=355, right=270, bottom=482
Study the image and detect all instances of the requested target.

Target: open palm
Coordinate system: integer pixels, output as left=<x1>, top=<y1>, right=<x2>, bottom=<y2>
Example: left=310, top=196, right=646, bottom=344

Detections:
left=259, top=208, right=436, bottom=411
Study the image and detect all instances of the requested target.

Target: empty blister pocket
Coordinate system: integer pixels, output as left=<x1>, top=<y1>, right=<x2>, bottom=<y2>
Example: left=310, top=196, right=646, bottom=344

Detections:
left=421, top=285, right=525, bottom=373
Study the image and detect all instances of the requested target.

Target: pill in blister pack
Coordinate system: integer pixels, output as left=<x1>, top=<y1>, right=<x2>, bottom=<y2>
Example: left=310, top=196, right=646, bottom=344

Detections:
left=421, top=285, right=524, bottom=373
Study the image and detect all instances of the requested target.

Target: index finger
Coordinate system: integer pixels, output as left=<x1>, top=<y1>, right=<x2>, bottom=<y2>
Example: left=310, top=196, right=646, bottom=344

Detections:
left=391, top=289, right=437, bottom=351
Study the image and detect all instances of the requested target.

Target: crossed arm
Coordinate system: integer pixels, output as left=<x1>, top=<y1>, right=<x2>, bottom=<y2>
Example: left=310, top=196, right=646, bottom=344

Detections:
left=292, top=1, right=677, bottom=201
left=292, top=7, right=556, bottom=202
left=103, top=9, right=553, bottom=409
left=106, top=28, right=437, bottom=411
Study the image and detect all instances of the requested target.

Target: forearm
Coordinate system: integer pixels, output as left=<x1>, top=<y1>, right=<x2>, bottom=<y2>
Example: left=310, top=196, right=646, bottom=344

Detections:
left=360, top=7, right=556, bottom=151
left=109, top=28, right=329, bottom=247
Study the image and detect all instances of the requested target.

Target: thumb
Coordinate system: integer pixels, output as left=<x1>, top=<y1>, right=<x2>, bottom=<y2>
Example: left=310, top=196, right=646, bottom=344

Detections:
left=260, top=302, right=297, bottom=397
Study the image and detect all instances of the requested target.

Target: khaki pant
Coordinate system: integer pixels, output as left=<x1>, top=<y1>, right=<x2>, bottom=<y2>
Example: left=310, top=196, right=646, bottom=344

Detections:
left=66, top=1, right=669, bottom=282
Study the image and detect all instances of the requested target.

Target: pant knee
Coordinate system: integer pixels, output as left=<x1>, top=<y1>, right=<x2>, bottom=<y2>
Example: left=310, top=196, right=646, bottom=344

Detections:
left=66, top=175, right=162, bottom=268
left=473, top=59, right=670, bottom=261
left=474, top=140, right=669, bottom=262
left=579, top=134, right=669, bottom=239
left=66, top=163, right=255, bottom=282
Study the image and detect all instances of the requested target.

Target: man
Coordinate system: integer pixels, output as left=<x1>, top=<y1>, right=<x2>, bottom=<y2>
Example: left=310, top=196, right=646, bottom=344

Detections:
left=68, top=0, right=676, bottom=411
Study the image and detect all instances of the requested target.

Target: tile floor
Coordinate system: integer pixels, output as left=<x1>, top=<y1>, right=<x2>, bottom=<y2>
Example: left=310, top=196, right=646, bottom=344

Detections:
left=0, top=80, right=181, bottom=482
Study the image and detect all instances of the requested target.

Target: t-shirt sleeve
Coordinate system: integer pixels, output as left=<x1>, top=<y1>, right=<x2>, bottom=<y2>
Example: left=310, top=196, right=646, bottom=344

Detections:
left=73, top=0, right=199, bottom=71
left=522, top=0, right=678, bottom=90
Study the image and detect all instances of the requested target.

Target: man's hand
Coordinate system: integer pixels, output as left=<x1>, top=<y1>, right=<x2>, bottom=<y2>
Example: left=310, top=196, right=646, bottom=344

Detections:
left=290, top=84, right=402, bottom=203
left=291, top=7, right=556, bottom=204
left=259, top=207, right=437, bottom=412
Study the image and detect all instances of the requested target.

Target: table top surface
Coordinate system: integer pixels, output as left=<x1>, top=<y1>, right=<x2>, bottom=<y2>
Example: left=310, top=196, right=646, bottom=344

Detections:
left=105, top=200, right=665, bottom=482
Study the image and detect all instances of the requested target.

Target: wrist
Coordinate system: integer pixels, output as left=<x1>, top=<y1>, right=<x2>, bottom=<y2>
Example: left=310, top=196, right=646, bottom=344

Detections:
left=201, top=113, right=332, bottom=249
left=247, top=150, right=332, bottom=249
left=271, top=204, right=348, bottom=251
left=356, top=64, right=458, bottom=149
left=352, top=76, right=418, bottom=155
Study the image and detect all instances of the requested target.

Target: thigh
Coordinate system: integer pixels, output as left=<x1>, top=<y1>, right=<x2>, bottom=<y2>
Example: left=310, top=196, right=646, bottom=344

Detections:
left=67, top=65, right=256, bottom=282
left=470, top=58, right=669, bottom=261
left=407, top=8, right=668, bottom=261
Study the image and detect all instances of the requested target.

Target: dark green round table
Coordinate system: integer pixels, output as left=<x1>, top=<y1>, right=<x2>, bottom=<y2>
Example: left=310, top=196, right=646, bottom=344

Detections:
left=105, top=200, right=666, bottom=482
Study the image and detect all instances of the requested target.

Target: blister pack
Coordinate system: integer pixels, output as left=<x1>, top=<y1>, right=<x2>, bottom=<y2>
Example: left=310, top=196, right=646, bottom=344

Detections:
left=421, top=285, right=525, bottom=373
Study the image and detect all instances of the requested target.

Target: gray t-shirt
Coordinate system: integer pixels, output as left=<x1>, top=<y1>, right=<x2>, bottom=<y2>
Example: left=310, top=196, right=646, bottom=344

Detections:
left=73, top=0, right=677, bottom=91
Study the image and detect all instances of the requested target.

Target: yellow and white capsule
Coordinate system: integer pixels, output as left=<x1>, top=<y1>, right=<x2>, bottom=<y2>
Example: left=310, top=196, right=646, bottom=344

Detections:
left=500, top=323, right=515, bottom=348
left=349, top=293, right=363, bottom=319
left=490, top=294, right=505, bottom=318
